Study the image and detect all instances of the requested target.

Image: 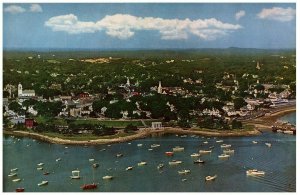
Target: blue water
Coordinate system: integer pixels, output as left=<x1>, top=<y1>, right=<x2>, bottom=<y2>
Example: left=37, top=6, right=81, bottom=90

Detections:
left=3, top=113, right=296, bottom=192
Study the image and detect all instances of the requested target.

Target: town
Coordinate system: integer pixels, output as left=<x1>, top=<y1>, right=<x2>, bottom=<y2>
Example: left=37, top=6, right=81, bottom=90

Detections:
left=3, top=49, right=296, bottom=139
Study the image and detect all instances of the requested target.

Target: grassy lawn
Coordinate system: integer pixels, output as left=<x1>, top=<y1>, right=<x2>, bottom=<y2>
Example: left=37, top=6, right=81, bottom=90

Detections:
left=41, top=131, right=136, bottom=141
left=191, top=124, right=255, bottom=132
left=72, top=119, right=160, bottom=128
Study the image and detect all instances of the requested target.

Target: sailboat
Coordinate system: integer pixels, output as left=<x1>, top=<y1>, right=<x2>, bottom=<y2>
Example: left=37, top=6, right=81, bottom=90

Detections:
left=70, top=170, right=80, bottom=179
left=81, top=167, right=97, bottom=190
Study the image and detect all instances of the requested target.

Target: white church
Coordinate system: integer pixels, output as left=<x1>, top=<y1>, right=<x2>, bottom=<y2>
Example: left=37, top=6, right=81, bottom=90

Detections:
left=18, top=83, right=35, bottom=97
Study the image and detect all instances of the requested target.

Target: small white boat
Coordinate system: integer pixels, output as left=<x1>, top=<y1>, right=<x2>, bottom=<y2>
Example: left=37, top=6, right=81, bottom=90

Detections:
left=223, top=149, right=234, bottom=154
left=37, top=167, right=43, bottom=171
left=173, top=146, right=184, bottom=152
left=37, top=163, right=44, bottom=166
left=138, top=161, right=147, bottom=166
left=218, top=154, right=230, bottom=158
left=151, top=144, right=160, bottom=148
left=190, top=153, right=201, bottom=157
left=10, top=168, right=18, bottom=172
left=157, top=164, right=164, bottom=170
left=252, top=141, right=258, bottom=144
left=265, top=143, right=272, bottom=147
left=216, top=140, right=223, bottom=143
left=205, top=175, right=217, bottom=181
left=182, top=178, right=187, bottom=182
left=8, top=173, right=17, bottom=177
left=56, top=158, right=61, bottom=162
left=203, top=141, right=208, bottom=144
left=116, top=153, right=123, bottom=157
left=70, top=170, right=80, bottom=179
left=126, top=166, right=133, bottom=171
left=148, top=148, right=153, bottom=151
left=194, top=159, right=205, bottom=164
left=102, top=175, right=113, bottom=180
left=199, top=150, right=212, bottom=154
left=100, top=148, right=106, bottom=151
left=283, top=130, right=294, bottom=135
left=137, top=144, right=143, bottom=147
left=178, top=169, right=191, bottom=175
left=128, top=142, right=131, bottom=145
left=220, top=144, right=231, bottom=148
left=38, top=181, right=48, bottom=186
left=246, top=169, right=265, bottom=176
left=89, top=159, right=95, bottom=162
left=169, top=160, right=182, bottom=165
left=180, top=135, right=187, bottom=138
left=12, top=178, right=21, bottom=182
left=64, top=146, right=68, bottom=149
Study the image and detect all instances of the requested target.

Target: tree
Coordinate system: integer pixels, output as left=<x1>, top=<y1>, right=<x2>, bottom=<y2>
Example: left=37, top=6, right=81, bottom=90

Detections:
left=233, top=97, right=247, bottom=110
left=9, top=101, right=24, bottom=115
left=124, top=124, right=138, bottom=133
left=232, top=119, right=243, bottom=129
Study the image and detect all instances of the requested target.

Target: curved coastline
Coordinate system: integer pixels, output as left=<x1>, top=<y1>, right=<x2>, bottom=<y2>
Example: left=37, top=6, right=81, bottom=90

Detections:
left=3, top=104, right=295, bottom=145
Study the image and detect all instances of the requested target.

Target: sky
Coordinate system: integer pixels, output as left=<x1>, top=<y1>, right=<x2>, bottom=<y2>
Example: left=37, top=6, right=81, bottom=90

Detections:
left=3, top=3, right=296, bottom=49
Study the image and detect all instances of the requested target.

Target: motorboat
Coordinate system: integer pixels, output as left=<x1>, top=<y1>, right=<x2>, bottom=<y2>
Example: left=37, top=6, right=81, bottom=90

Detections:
left=178, top=169, right=191, bottom=175
left=190, top=153, right=200, bottom=157
left=116, top=153, right=123, bottom=158
left=126, top=166, right=133, bottom=171
left=56, top=158, right=61, bottom=162
left=12, top=178, right=21, bottom=182
left=180, top=135, right=187, bottom=138
left=173, top=146, right=184, bottom=152
left=138, top=161, right=147, bottom=166
left=70, top=170, right=80, bottom=179
left=148, top=148, right=153, bottom=151
left=168, top=160, right=182, bottom=165
left=165, top=151, right=174, bottom=156
left=194, top=159, right=205, bottom=164
left=151, top=144, right=160, bottom=148
left=89, top=159, right=95, bottom=162
left=137, top=144, right=143, bottom=147
left=38, top=181, right=48, bottom=186
left=265, top=143, right=272, bottom=147
left=283, top=130, right=294, bottom=135
left=8, top=173, right=17, bottom=177
left=11, top=168, right=18, bottom=172
left=199, top=150, right=212, bottom=154
left=128, top=142, right=131, bottom=145
left=43, top=172, right=50, bottom=175
left=182, top=179, right=187, bottom=182
left=37, top=167, right=43, bottom=171
left=157, top=164, right=164, bottom=170
left=15, top=188, right=25, bottom=192
left=220, top=144, right=231, bottom=148
left=218, top=154, right=230, bottom=158
left=246, top=169, right=265, bottom=176
left=252, top=141, right=258, bottom=144
left=92, top=163, right=99, bottom=168
left=37, top=163, right=44, bottom=166
left=81, top=183, right=97, bottom=190
left=216, top=140, right=223, bottom=143
left=205, top=175, right=217, bottom=181
left=102, top=175, right=113, bottom=180
left=203, top=141, right=208, bottom=144
left=223, top=149, right=234, bottom=154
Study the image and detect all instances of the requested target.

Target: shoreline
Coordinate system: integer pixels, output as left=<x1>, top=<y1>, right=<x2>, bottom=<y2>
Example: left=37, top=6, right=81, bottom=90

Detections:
left=3, top=104, right=295, bottom=145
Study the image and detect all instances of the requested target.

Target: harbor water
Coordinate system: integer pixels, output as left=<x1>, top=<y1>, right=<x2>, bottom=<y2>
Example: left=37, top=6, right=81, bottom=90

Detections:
left=3, top=112, right=296, bottom=192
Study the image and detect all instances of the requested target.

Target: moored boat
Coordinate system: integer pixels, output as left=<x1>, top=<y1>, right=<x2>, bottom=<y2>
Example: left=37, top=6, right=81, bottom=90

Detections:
left=12, top=178, right=21, bottom=182
left=223, top=149, right=234, bottom=154
left=205, top=175, right=217, bottom=181
left=81, top=183, right=97, bottom=190
left=168, top=160, right=182, bottom=165
left=157, top=163, right=164, bottom=170
left=194, top=159, right=205, bottom=164
left=92, top=163, right=99, bottom=168
left=70, top=170, right=80, bottom=179
left=173, top=146, right=184, bottom=152
left=15, top=188, right=25, bottom=192
left=246, top=169, right=265, bottom=176
left=37, top=167, right=43, bottom=171
left=43, top=172, right=50, bottom=175
left=203, top=141, right=208, bottom=144
left=116, top=153, right=123, bottom=158
left=151, top=144, right=160, bottom=148
left=220, top=144, right=231, bottom=148
left=138, top=161, right=147, bottom=166
left=265, top=143, right=272, bottom=147
left=178, top=169, right=191, bottom=175
left=37, top=163, right=44, bottom=166
left=137, top=144, right=143, bottom=147
left=252, top=141, right=258, bottom=144
left=199, top=150, right=212, bottom=154
left=126, top=166, right=133, bottom=171
left=11, top=168, right=18, bottom=172
left=8, top=173, right=17, bottom=177
left=165, top=151, right=174, bottom=156
left=218, top=154, right=230, bottom=158
left=102, top=175, right=113, bottom=180
left=89, top=159, right=95, bottom=162
left=38, top=181, right=48, bottom=186
left=216, top=140, right=223, bottom=143
left=190, top=153, right=200, bottom=157
left=56, top=158, right=61, bottom=162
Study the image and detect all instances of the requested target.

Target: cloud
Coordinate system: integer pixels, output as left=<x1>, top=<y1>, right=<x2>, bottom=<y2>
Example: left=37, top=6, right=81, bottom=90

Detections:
left=30, top=4, right=43, bottom=13
left=45, top=13, right=242, bottom=41
left=257, top=7, right=296, bottom=22
left=235, top=10, right=246, bottom=20
left=4, top=5, right=26, bottom=14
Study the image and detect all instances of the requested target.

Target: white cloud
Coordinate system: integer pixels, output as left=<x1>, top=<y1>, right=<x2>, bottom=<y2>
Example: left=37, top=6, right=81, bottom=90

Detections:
left=257, top=7, right=296, bottom=22
left=45, top=13, right=242, bottom=41
left=30, top=4, right=43, bottom=13
left=235, top=10, right=246, bottom=20
left=4, top=5, right=26, bottom=14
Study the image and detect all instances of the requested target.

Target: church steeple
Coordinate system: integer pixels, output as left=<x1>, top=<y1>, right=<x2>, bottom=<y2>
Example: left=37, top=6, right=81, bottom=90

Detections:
left=158, top=81, right=162, bottom=94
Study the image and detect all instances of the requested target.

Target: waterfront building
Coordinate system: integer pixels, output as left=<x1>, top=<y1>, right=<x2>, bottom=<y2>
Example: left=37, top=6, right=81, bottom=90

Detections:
left=152, top=122, right=163, bottom=129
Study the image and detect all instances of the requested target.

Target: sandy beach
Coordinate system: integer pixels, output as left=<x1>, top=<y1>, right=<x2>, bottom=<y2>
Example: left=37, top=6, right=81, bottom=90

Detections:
left=3, top=103, right=295, bottom=145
